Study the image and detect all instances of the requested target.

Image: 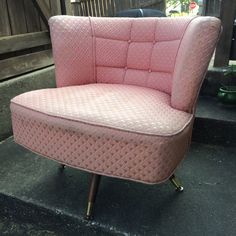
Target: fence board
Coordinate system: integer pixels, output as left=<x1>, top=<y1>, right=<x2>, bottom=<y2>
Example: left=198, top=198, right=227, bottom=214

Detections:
left=94, top=0, right=101, bottom=16
left=24, top=0, right=41, bottom=32
left=50, top=0, right=61, bottom=15
left=33, top=0, right=51, bottom=30
left=0, top=0, right=11, bottom=36
left=0, top=31, right=50, bottom=54
left=72, top=0, right=164, bottom=17
left=100, top=0, right=105, bottom=16
left=7, top=0, right=28, bottom=34
left=0, top=50, right=53, bottom=81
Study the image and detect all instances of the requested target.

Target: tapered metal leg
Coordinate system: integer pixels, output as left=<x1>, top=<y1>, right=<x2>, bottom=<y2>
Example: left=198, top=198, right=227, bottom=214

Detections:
left=86, top=174, right=101, bottom=220
left=169, top=174, right=184, bottom=192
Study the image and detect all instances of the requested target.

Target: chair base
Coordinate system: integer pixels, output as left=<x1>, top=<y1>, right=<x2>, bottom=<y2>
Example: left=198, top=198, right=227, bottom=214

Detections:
left=86, top=174, right=101, bottom=220
left=58, top=168, right=183, bottom=219
left=169, top=174, right=184, bottom=192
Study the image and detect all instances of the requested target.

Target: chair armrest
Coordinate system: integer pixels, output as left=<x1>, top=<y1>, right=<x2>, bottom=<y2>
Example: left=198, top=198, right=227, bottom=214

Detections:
left=171, top=17, right=221, bottom=113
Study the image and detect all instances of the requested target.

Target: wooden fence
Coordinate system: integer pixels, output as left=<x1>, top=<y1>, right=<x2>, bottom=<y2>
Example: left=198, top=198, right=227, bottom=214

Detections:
left=0, top=0, right=60, bottom=81
left=72, top=0, right=165, bottom=17
left=0, top=0, right=165, bottom=82
left=0, top=0, right=62, bottom=37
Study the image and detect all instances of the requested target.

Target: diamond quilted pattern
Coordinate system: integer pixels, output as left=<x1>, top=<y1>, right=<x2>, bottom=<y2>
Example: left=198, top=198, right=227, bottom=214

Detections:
left=11, top=84, right=192, bottom=136
left=49, top=16, right=95, bottom=87
left=171, top=17, right=221, bottom=112
left=11, top=16, right=221, bottom=184
left=127, top=42, right=153, bottom=70
left=11, top=87, right=193, bottom=183
left=96, top=38, right=128, bottom=67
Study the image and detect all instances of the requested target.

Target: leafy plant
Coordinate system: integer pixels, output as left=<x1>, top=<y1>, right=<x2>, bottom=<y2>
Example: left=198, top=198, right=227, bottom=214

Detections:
left=222, top=64, right=236, bottom=89
left=224, top=64, right=236, bottom=77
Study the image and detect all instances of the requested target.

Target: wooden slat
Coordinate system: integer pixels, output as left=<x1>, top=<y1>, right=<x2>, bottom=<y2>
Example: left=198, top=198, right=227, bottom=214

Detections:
left=76, top=2, right=82, bottom=16
left=60, top=0, right=73, bottom=15
left=35, top=0, right=51, bottom=20
left=0, top=0, right=11, bottom=36
left=24, top=0, right=41, bottom=32
left=95, top=0, right=101, bottom=16
left=0, top=50, right=53, bottom=81
left=100, top=0, right=105, bottom=16
left=0, top=31, right=50, bottom=54
left=32, top=0, right=51, bottom=30
left=104, top=0, right=109, bottom=16
left=72, top=2, right=79, bottom=15
left=7, top=0, right=28, bottom=35
left=50, top=0, right=61, bottom=15
left=108, top=0, right=114, bottom=16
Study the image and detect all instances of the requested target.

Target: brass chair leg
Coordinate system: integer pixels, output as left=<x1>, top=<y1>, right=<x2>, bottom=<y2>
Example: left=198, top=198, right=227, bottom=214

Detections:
left=169, top=174, right=184, bottom=192
left=86, top=174, right=101, bottom=220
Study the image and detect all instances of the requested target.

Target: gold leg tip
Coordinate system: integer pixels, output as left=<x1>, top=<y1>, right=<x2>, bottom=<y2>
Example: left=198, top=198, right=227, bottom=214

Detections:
left=86, top=202, right=93, bottom=220
left=176, top=186, right=184, bottom=192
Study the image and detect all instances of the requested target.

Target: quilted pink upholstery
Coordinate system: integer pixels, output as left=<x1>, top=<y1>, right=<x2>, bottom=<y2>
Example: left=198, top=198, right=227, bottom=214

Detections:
left=49, top=16, right=221, bottom=108
left=11, top=16, right=221, bottom=184
left=11, top=85, right=193, bottom=183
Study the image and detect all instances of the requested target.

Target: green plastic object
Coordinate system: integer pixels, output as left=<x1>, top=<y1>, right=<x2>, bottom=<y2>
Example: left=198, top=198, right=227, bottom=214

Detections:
left=218, top=86, right=236, bottom=105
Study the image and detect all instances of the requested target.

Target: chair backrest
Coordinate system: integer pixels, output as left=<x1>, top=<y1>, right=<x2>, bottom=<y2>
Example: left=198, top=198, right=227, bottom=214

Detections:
left=49, top=16, right=221, bottom=113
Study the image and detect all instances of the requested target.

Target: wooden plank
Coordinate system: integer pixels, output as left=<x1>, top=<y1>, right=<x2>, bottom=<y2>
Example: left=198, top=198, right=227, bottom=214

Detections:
left=81, top=1, right=87, bottom=16
left=7, top=0, right=28, bottom=35
left=32, top=0, right=51, bottom=30
left=0, top=31, right=50, bottom=54
left=35, top=0, right=51, bottom=19
left=71, top=2, right=78, bottom=15
left=90, top=0, right=95, bottom=16
left=108, top=0, right=115, bottom=16
left=0, top=50, right=53, bottom=81
left=0, top=0, right=11, bottom=36
left=100, top=0, right=105, bottom=16
left=85, top=0, right=91, bottom=15
left=76, top=2, right=82, bottom=16
left=50, top=0, right=62, bottom=15
left=60, top=0, right=73, bottom=15
left=65, top=0, right=73, bottom=15
left=104, top=0, right=108, bottom=16
left=23, top=0, right=41, bottom=32
left=214, top=0, right=236, bottom=67
left=95, top=0, right=101, bottom=16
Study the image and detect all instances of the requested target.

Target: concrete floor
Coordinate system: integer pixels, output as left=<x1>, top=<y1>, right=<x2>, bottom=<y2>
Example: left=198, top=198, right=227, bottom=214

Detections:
left=0, top=138, right=235, bottom=235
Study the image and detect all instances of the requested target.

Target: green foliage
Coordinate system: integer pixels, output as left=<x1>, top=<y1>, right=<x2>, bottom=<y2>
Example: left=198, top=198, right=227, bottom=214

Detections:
left=224, top=64, right=236, bottom=78
left=166, top=0, right=190, bottom=6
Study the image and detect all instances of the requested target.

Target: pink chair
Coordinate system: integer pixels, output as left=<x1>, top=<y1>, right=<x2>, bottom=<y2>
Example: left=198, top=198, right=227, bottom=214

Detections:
left=10, top=16, right=221, bottom=219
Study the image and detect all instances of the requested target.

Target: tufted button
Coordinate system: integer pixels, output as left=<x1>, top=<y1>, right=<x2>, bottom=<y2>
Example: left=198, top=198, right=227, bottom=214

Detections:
left=148, top=69, right=152, bottom=73
left=153, top=40, right=156, bottom=44
left=125, top=66, right=128, bottom=70
left=128, top=39, right=132, bottom=43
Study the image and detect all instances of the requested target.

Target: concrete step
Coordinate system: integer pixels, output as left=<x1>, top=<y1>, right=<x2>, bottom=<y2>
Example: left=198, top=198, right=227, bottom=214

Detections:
left=0, top=138, right=235, bottom=236
left=194, top=96, right=236, bottom=146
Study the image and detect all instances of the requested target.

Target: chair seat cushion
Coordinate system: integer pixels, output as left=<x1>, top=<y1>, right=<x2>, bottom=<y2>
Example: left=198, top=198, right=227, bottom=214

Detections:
left=11, top=84, right=193, bottom=184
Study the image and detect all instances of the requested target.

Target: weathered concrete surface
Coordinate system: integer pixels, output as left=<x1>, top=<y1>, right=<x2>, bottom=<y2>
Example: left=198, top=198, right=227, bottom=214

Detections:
left=0, top=138, right=235, bottom=235
left=193, top=96, right=236, bottom=146
left=0, top=66, right=56, bottom=141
